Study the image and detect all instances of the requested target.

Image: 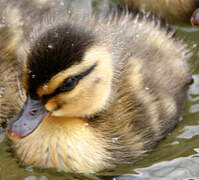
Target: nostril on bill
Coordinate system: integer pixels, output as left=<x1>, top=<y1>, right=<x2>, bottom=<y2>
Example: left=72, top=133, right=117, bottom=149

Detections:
left=29, top=109, right=38, bottom=116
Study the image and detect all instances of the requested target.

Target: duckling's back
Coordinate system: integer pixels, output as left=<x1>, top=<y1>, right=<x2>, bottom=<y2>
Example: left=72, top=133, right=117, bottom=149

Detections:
left=88, top=15, right=192, bottom=162
left=106, top=17, right=191, bottom=135
left=121, top=0, right=199, bottom=23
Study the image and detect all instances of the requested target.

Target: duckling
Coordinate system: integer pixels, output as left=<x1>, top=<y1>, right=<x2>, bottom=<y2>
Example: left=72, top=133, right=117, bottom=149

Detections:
left=121, top=0, right=199, bottom=23
left=0, top=0, right=192, bottom=173
left=0, top=5, right=24, bottom=123
left=191, top=8, right=199, bottom=26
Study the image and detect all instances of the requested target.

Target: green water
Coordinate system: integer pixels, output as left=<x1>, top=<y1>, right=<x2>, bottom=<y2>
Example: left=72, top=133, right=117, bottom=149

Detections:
left=1, top=0, right=199, bottom=179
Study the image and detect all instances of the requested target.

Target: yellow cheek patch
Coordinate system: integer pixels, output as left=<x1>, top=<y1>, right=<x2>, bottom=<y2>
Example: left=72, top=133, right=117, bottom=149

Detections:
left=45, top=98, right=59, bottom=112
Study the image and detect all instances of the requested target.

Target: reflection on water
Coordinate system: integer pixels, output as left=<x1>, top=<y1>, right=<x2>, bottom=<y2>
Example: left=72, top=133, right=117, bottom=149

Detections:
left=178, top=125, right=199, bottom=139
left=1, top=0, right=199, bottom=180
left=134, top=152, right=199, bottom=179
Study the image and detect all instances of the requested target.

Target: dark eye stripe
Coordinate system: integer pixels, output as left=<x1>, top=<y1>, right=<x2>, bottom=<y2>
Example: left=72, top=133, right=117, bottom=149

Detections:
left=75, top=63, right=97, bottom=81
left=42, top=63, right=97, bottom=104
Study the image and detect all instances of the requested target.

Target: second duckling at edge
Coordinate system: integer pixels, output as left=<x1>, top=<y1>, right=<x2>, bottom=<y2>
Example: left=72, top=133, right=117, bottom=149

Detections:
left=1, top=0, right=191, bottom=173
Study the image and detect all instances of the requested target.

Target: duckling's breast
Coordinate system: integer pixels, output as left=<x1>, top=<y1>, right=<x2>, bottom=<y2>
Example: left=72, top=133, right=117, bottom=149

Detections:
left=11, top=115, right=112, bottom=173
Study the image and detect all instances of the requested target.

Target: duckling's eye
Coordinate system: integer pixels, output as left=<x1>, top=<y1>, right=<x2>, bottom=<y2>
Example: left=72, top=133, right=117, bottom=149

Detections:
left=59, top=77, right=78, bottom=92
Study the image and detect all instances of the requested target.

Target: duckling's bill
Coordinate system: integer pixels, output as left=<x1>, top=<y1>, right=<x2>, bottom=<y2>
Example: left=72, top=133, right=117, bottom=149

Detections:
left=8, top=96, right=48, bottom=139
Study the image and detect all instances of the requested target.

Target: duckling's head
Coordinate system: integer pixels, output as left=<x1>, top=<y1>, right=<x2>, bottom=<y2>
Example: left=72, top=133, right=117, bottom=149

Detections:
left=8, top=23, right=113, bottom=139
